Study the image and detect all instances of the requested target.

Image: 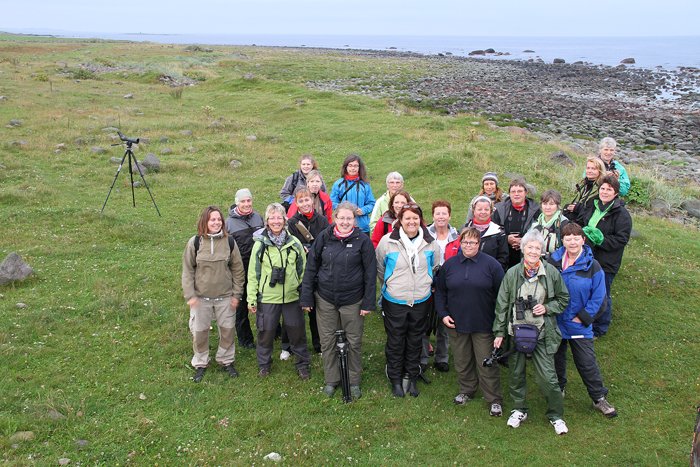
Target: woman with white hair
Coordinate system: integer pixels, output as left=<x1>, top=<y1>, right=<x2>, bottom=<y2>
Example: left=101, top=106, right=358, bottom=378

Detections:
left=369, top=171, right=405, bottom=233
left=597, top=137, right=630, bottom=197
left=493, top=230, right=570, bottom=435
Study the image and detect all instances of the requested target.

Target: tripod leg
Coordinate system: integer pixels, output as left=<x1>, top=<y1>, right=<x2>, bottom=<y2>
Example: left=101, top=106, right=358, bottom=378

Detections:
left=128, top=151, right=136, bottom=207
left=100, top=151, right=128, bottom=213
left=131, top=153, right=162, bottom=217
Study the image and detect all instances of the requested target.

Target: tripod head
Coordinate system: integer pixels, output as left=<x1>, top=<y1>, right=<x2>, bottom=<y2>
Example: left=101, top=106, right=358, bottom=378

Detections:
left=117, top=132, right=139, bottom=147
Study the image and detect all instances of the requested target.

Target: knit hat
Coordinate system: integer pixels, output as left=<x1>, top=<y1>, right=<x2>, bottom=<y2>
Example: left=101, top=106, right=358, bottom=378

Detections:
left=482, top=172, right=499, bottom=185
left=234, top=188, right=252, bottom=205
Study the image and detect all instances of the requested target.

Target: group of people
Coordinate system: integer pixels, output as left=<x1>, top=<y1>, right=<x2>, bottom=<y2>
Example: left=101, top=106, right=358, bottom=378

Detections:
left=181, top=137, right=633, bottom=435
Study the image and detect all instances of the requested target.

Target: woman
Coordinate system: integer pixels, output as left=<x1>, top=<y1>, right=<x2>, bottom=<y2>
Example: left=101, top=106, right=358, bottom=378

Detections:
left=547, top=222, right=617, bottom=418
left=376, top=203, right=441, bottom=398
left=422, top=200, right=460, bottom=372
left=225, top=188, right=264, bottom=349
left=575, top=175, right=632, bottom=337
left=182, top=206, right=246, bottom=383
left=300, top=202, right=377, bottom=400
left=329, top=154, right=375, bottom=233
left=528, top=190, right=569, bottom=255
left=456, top=196, right=508, bottom=270
left=465, top=172, right=506, bottom=223
left=280, top=154, right=327, bottom=210
left=370, top=171, right=406, bottom=233
left=493, top=230, right=570, bottom=435
left=283, top=188, right=330, bottom=355
left=435, top=227, right=505, bottom=415
left=597, top=137, right=630, bottom=197
left=287, top=170, right=333, bottom=223
left=371, top=190, right=410, bottom=248
left=492, top=178, right=541, bottom=268
left=564, top=156, right=606, bottom=221
left=247, top=203, right=310, bottom=379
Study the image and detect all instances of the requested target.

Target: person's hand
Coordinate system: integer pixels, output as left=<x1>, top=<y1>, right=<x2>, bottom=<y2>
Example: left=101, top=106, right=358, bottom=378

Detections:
left=302, top=306, right=312, bottom=313
left=508, top=234, right=521, bottom=250
left=360, top=309, right=371, bottom=316
left=572, top=316, right=582, bottom=324
left=248, top=305, right=257, bottom=314
left=187, top=297, right=198, bottom=307
left=607, top=170, right=620, bottom=179
left=442, top=316, right=455, bottom=328
left=493, top=336, right=504, bottom=349
left=565, top=204, right=576, bottom=212
left=532, top=303, right=546, bottom=316
left=230, top=297, right=240, bottom=309
left=355, top=208, right=363, bottom=216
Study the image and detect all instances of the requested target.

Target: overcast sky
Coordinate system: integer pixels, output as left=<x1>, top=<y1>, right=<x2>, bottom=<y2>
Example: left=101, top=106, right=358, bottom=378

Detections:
left=4, top=0, right=699, bottom=37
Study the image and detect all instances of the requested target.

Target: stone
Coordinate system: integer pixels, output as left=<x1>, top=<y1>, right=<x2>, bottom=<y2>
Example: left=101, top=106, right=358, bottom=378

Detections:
left=133, top=181, right=142, bottom=188
left=550, top=150, right=575, bottom=166
left=523, top=50, right=535, bottom=53
left=553, top=58, right=566, bottom=64
left=110, top=157, right=122, bottom=164
left=0, top=95, right=7, bottom=100
left=91, top=147, right=107, bottom=155
left=263, top=452, right=282, bottom=462
left=58, top=458, right=71, bottom=466
left=7, top=119, right=22, bottom=127
left=74, top=138, right=86, bottom=146
left=468, top=50, right=485, bottom=56
left=245, top=135, right=257, bottom=141
left=16, top=302, right=27, bottom=308
left=179, top=129, right=193, bottom=136
left=123, top=94, right=133, bottom=99
left=159, top=136, right=170, bottom=143
left=645, top=136, right=662, bottom=145
left=484, top=48, right=496, bottom=54
left=620, top=58, right=636, bottom=64
left=681, top=199, right=700, bottom=219
left=131, top=162, right=147, bottom=175
left=9, top=431, right=35, bottom=442
left=230, top=160, right=242, bottom=169
left=0, top=252, right=34, bottom=285
left=160, top=147, right=173, bottom=155
left=75, top=439, right=89, bottom=448
left=650, top=198, right=670, bottom=216
left=47, top=409, right=66, bottom=421
left=55, top=143, right=66, bottom=150
left=9, top=140, right=28, bottom=147
left=141, top=153, right=161, bottom=172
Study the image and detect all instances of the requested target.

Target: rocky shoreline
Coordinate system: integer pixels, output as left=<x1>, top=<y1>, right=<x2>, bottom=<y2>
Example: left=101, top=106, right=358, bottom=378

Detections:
left=303, top=48, right=700, bottom=184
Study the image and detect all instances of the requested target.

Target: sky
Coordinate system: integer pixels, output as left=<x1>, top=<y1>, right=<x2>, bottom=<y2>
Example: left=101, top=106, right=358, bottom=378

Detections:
left=3, top=0, right=699, bottom=37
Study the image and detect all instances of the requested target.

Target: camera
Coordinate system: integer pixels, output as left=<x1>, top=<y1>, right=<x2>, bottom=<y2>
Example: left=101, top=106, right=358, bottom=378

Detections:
left=269, top=266, right=286, bottom=287
left=515, top=295, right=538, bottom=320
left=483, top=347, right=508, bottom=368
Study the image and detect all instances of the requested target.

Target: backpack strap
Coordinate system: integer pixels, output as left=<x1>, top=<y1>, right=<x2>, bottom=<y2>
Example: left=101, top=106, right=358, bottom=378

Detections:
left=193, top=235, right=236, bottom=263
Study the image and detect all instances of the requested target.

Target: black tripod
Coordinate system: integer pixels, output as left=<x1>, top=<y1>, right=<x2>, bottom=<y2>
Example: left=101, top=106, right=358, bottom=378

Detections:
left=101, top=132, right=161, bottom=216
left=335, top=330, right=352, bottom=403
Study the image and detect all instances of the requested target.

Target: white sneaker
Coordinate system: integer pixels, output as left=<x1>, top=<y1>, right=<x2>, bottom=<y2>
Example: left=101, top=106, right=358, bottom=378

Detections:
left=279, top=350, right=291, bottom=361
left=506, top=410, right=527, bottom=428
left=550, top=419, right=568, bottom=435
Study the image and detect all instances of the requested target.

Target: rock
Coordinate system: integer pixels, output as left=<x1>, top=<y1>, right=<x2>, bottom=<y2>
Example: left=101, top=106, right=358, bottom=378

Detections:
left=645, top=136, right=662, bottom=145
left=16, top=302, right=27, bottom=308
left=141, top=153, right=161, bottom=172
left=139, top=393, right=147, bottom=400
left=550, top=150, right=575, bottom=166
left=123, top=94, right=133, bottom=99
left=47, top=409, right=66, bottom=421
left=131, top=162, right=147, bottom=174
left=75, top=439, right=89, bottom=448
left=553, top=58, right=566, bottom=64
left=179, top=130, right=193, bottom=136
left=620, top=58, right=636, bottom=64
left=243, top=73, right=256, bottom=80
left=0, top=252, right=34, bottom=285
left=484, top=48, right=496, bottom=54
left=230, top=160, right=242, bottom=169
left=133, top=181, right=142, bottom=188
left=468, top=50, right=485, bottom=56
left=55, top=143, right=66, bottom=150
left=9, top=431, right=35, bottom=442
left=58, top=458, right=71, bottom=466
left=263, top=452, right=282, bottom=462
left=245, top=135, right=257, bottom=141
left=159, top=136, right=170, bottom=143
left=110, top=157, right=122, bottom=164
left=650, top=198, right=670, bottom=216
left=681, top=199, right=700, bottom=219
left=91, top=147, right=107, bottom=155
left=0, top=95, right=7, bottom=100
left=9, top=140, right=28, bottom=147
left=74, top=138, right=86, bottom=146
left=160, top=147, right=173, bottom=155
left=523, top=50, right=535, bottom=53
left=7, top=119, right=22, bottom=127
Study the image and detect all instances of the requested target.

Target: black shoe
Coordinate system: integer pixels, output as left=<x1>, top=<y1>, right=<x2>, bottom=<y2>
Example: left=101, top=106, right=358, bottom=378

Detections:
left=193, top=367, right=206, bottom=383
left=223, top=364, right=239, bottom=378
left=313, top=346, right=322, bottom=354
left=392, top=383, right=405, bottom=398
left=407, top=379, right=420, bottom=397
left=434, top=362, right=449, bottom=373
left=298, top=367, right=310, bottom=380
left=240, top=341, right=255, bottom=349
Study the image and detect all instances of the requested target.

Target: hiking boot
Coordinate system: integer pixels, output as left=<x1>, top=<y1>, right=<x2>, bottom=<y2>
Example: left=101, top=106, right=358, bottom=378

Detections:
left=490, top=402, right=503, bottom=417
left=453, top=393, right=471, bottom=405
left=350, top=385, right=362, bottom=400
left=593, top=397, right=618, bottom=418
left=391, top=382, right=405, bottom=398
left=507, top=410, right=528, bottom=428
left=407, top=379, right=420, bottom=397
left=434, top=362, right=449, bottom=373
left=193, top=367, right=206, bottom=383
left=222, top=364, right=239, bottom=378
left=298, top=367, right=310, bottom=380
left=550, top=419, right=569, bottom=435
left=258, top=367, right=270, bottom=378
left=280, top=350, right=291, bottom=361
left=323, top=384, right=337, bottom=397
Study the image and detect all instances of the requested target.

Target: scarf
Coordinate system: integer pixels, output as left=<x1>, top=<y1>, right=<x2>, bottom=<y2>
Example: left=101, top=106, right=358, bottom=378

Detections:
left=234, top=206, right=252, bottom=217
left=524, top=260, right=540, bottom=279
left=472, top=217, right=491, bottom=233
left=302, top=210, right=314, bottom=220
left=344, top=175, right=360, bottom=181
left=333, top=225, right=353, bottom=239
left=267, top=229, right=287, bottom=247
left=562, top=249, right=582, bottom=271
left=399, top=227, right=424, bottom=274
left=588, top=199, right=614, bottom=229
left=512, top=202, right=525, bottom=212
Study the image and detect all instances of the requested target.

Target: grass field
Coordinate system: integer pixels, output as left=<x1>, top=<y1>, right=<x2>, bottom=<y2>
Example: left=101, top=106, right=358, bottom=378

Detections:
left=1, top=34, right=699, bottom=465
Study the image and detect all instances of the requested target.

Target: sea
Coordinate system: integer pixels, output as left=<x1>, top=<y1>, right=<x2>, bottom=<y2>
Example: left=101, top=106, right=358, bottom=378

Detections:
left=6, top=30, right=700, bottom=70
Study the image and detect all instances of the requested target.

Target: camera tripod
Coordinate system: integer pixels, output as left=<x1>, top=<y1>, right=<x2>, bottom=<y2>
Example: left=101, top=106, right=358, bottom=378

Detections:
left=100, top=132, right=161, bottom=216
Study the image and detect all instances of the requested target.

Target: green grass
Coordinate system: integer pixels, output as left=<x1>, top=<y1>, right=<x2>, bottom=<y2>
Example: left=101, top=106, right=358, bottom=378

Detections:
left=1, top=34, right=699, bottom=465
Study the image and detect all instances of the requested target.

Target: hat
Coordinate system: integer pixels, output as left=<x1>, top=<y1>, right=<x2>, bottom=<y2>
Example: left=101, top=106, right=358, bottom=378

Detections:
left=234, top=188, right=252, bottom=205
left=482, top=172, right=499, bottom=185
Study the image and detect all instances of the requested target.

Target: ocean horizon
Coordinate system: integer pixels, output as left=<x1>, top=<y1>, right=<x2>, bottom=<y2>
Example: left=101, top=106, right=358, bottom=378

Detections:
left=3, top=29, right=700, bottom=70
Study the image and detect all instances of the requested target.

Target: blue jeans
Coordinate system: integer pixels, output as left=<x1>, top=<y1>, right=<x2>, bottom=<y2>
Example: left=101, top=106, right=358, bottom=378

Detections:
left=593, top=272, right=616, bottom=337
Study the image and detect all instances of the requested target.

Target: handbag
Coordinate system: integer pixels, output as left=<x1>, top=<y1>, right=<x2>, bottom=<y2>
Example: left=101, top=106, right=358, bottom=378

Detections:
left=512, top=324, right=540, bottom=354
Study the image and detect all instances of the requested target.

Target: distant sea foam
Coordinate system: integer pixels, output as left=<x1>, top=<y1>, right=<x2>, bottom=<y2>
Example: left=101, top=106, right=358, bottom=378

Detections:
left=6, top=30, right=700, bottom=69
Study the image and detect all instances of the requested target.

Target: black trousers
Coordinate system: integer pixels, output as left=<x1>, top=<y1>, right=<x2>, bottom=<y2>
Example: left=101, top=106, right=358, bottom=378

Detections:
left=382, top=298, right=430, bottom=382
left=281, top=309, right=320, bottom=352
left=554, top=338, right=608, bottom=401
left=235, top=288, right=255, bottom=346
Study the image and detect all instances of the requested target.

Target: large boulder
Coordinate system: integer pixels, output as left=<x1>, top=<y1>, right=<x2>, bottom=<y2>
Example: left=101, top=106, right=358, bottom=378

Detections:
left=0, top=253, right=34, bottom=285
left=141, top=153, right=161, bottom=172
left=550, top=150, right=575, bottom=167
left=620, top=58, right=636, bottom=64
left=681, top=199, right=700, bottom=219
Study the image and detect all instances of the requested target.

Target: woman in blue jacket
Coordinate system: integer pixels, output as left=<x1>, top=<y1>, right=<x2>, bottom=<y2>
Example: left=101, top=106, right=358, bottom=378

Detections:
left=547, top=222, right=617, bottom=418
left=329, top=154, right=375, bottom=233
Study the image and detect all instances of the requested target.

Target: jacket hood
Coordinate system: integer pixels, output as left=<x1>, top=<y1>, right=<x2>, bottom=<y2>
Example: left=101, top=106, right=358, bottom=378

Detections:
left=427, top=223, right=459, bottom=242
left=252, top=227, right=295, bottom=247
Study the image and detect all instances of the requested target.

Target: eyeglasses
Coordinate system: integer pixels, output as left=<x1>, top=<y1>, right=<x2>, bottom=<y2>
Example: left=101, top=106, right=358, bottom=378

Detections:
left=347, top=163, right=360, bottom=168
left=461, top=240, right=479, bottom=246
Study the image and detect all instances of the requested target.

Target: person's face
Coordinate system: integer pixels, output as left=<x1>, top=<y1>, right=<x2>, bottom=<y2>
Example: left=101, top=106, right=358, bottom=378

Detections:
left=600, top=146, right=616, bottom=163
left=346, top=160, right=360, bottom=177
left=599, top=183, right=617, bottom=203
left=387, top=178, right=403, bottom=195
left=473, top=201, right=491, bottom=223
left=523, top=241, right=542, bottom=265
left=306, top=176, right=322, bottom=194
left=267, top=212, right=285, bottom=235
left=334, top=208, right=355, bottom=234
left=562, top=234, right=585, bottom=257
left=400, top=210, right=421, bottom=237
left=207, top=211, right=223, bottom=234
left=300, top=159, right=314, bottom=175
left=541, top=199, right=559, bottom=218
left=432, top=206, right=451, bottom=228
left=297, top=195, right=314, bottom=214
left=509, top=185, right=527, bottom=205
left=585, top=161, right=600, bottom=181
left=483, top=180, right=497, bottom=195
left=392, top=195, right=408, bottom=215
left=237, top=197, right=252, bottom=213
left=461, top=236, right=480, bottom=258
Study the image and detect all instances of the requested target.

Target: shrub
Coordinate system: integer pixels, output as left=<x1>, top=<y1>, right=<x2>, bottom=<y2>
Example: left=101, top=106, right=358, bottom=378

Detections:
left=626, top=177, right=652, bottom=208
left=69, top=68, right=97, bottom=80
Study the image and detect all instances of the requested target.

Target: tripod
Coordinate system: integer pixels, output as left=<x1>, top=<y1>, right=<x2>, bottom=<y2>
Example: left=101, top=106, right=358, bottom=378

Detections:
left=101, top=133, right=161, bottom=216
left=335, top=330, right=352, bottom=403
